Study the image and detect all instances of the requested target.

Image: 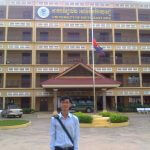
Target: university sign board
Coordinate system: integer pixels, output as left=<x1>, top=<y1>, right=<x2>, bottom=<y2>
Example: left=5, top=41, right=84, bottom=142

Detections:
left=35, top=6, right=112, bottom=20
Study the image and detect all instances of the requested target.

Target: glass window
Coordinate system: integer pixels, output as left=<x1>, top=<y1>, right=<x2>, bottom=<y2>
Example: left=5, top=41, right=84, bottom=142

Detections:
left=40, top=32, right=48, bottom=41
left=0, top=6, right=6, bottom=18
left=39, top=53, right=48, bottom=64
left=22, top=32, right=32, bottom=41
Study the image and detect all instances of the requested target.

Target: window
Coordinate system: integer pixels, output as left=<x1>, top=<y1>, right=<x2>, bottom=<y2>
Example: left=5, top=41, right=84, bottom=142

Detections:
left=115, top=33, right=121, bottom=42
left=22, top=53, right=31, bottom=64
left=23, top=11, right=32, bottom=19
left=39, top=53, right=48, bottom=64
left=68, top=53, right=80, bottom=63
left=129, top=97, right=140, bottom=104
left=100, top=32, right=109, bottom=42
left=67, top=32, right=80, bottom=42
left=140, top=34, right=150, bottom=42
left=22, top=32, right=31, bottom=41
left=0, top=31, right=4, bottom=41
left=40, top=32, right=48, bottom=41
left=128, top=76, right=139, bottom=84
left=0, top=7, right=6, bottom=18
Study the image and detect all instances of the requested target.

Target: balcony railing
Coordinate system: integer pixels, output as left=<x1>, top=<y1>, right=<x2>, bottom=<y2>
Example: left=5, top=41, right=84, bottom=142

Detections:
left=116, top=57, right=139, bottom=64
left=63, top=58, right=87, bottom=64
left=6, top=80, right=31, bottom=88
left=117, top=79, right=140, bottom=87
left=141, top=57, right=150, bottom=64
left=142, top=79, right=150, bottom=87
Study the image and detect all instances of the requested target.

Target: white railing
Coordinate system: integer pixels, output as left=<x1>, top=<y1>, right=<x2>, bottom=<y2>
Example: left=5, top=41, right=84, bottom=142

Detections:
left=8, top=67, right=30, bottom=72
left=63, top=45, right=86, bottom=50
left=143, top=68, right=150, bottom=72
left=141, top=46, right=150, bottom=51
left=36, top=68, right=60, bottom=72
left=117, top=67, right=138, bottom=72
left=91, top=23, right=112, bottom=28
left=115, top=24, right=136, bottom=29
left=7, top=44, right=31, bottom=49
left=116, top=45, right=138, bottom=51
left=8, top=22, right=32, bottom=27
left=36, top=23, right=59, bottom=28
left=37, top=45, right=60, bottom=50
left=95, top=68, right=112, bottom=72
left=122, top=91, right=140, bottom=96
left=7, top=92, right=31, bottom=97
left=64, top=23, right=85, bottom=28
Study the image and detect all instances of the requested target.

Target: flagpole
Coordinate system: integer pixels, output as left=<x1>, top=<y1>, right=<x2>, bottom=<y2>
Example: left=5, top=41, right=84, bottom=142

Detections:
left=90, top=6, right=97, bottom=113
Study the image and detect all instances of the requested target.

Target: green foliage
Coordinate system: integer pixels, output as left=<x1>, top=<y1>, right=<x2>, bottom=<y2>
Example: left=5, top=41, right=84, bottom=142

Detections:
left=23, top=108, right=35, bottom=114
left=74, top=112, right=93, bottom=123
left=109, top=113, right=128, bottom=123
left=99, top=111, right=128, bottom=123
left=99, top=111, right=112, bottom=117
left=0, top=120, right=29, bottom=126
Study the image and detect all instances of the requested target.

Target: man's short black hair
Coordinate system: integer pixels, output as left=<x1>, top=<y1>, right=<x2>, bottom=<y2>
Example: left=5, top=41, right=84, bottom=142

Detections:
left=60, top=96, right=72, bottom=104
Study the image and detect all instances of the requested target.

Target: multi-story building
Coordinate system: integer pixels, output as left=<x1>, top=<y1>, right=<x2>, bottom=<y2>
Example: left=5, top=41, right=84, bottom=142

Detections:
left=0, top=0, right=150, bottom=112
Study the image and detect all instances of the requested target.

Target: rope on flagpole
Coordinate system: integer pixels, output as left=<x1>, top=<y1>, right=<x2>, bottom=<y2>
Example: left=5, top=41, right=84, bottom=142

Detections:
left=90, top=6, right=97, bottom=113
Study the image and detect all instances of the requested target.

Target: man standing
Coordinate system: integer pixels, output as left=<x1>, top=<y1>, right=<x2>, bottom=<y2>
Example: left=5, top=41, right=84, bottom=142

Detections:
left=50, top=97, right=80, bottom=150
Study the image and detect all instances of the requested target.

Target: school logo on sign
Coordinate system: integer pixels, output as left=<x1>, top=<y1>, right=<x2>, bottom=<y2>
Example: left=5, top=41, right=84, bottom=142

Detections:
left=37, top=7, right=50, bottom=18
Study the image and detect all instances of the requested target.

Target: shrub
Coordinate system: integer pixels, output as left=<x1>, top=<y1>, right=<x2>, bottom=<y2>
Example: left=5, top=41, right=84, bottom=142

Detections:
left=23, top=108, right=35, bottom=114
left=109, top=113, right=128, bottom=123
left=74, top=112, right=93, bottom=123
left=99, top=111, right=112, bottom=117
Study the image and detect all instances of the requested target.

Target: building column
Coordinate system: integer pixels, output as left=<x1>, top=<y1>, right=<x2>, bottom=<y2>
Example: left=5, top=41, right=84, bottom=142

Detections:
left=115, top=96, right=118, bottom=110
left=141, top=95, right=144, bottom=106
left=3, top=97, right=6, bottom=109
left=31, top=96, right=35, bottom=110
left=53, top=89, right=58, bottom=113
left=102, top=89, right=107, bottom=111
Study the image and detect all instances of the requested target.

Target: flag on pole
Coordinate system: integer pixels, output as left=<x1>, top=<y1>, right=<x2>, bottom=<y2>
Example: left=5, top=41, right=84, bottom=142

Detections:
left=93, top=39, right=105, bottom=56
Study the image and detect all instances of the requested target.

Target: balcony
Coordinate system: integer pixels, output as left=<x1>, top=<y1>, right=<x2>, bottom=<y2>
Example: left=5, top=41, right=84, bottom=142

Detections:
left=113, top=8, right=136, bottom=21
left=0, top=28, right=5, bottom=41
left=138, top=9, right=150, bottom=21
left=36, top=28, right=61, bottom=42
left=0, top=6, right=6, bottom=19
left=8, top=6, right=33, bottom=19
left=63, top=29, right=87, bottom=42
left=119, top=79, right=140, bottom=87
left=36, top=51, right=61, bottom=64
left=0, top=51, right=4, bottom=64
left=63, top=51, right=87, bottom=64
left=143, top=80, right=150, bottom=87
left=0, top=74, right=3, bottom=88
left=90, top=52, right=113, bottom=64
left=36, top=73, right=57, bottom=87
left=115, top=30, right=137, bottom=42
left=142, top=74, right=150, bottom=87
left=89, top=29, right=112, bottom=42
left=141, top=57, right=150, bottom=64
left=139, top=31, right=150, bottom=43
left=7, top=52, right=32, bottom=64
left=6, top=74, right=31, bottom=88
left=116, top=57, right=139, bottom=64
left=7, top=28, right=32, bottom=41
left=116, top=74, right=140, bottom=87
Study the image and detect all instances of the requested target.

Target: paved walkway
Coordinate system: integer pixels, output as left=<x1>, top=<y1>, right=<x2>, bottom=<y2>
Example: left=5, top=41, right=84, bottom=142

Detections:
left=0, top=113, right=150, bottom=150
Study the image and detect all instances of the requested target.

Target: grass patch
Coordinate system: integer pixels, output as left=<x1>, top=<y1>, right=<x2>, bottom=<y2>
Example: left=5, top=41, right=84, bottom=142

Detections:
left=74, top=112, right=93, bottom=123
left=0, top=120, right=29, bottom=126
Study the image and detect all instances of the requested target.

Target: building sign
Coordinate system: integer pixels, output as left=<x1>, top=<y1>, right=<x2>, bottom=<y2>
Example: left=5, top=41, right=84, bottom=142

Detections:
left=35, top=7, right=112, bottom=20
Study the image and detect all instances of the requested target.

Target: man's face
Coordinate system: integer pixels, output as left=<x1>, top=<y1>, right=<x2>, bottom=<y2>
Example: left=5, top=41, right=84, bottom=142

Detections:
left=60, top=99, right=71, bottom=112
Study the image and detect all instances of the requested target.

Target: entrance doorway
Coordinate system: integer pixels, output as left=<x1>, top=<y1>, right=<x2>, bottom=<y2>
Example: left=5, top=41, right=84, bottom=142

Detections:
left=40, top=98, right=48, bottom=111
